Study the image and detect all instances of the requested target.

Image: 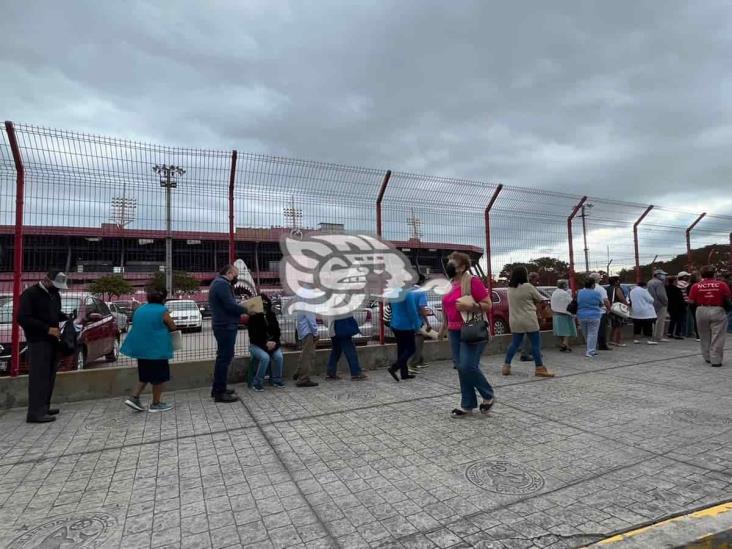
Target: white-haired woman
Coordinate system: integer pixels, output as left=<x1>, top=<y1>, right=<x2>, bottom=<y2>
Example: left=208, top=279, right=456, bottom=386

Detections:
left=551, top=280, right=576, bottom=352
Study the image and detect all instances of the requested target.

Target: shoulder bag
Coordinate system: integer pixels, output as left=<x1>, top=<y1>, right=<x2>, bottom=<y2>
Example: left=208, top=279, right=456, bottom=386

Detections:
left=609, top=286, right=630, bottom=319
left=459, top=274, right=489, bottom=343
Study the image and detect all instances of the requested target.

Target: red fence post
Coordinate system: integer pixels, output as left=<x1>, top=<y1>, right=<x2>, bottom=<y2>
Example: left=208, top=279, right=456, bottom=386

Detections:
left=484, top=184, right=503, bottom=335
left=375, top=170, right=392, bottom=345
left=633, top=205, right=654, bottom=283
left=228, top=150, right=238, bottom=264
left=5, top=121, right=25, bottom=377
left=685, top=212, right=706, bottom=272
left=567, top=196, right=587, bottom=294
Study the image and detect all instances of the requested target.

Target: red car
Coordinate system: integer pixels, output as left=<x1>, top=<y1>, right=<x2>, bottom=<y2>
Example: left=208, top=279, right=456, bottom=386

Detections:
left=0, top=293, right=120, bottom=375
left=489, top=287, right=552, bottom=335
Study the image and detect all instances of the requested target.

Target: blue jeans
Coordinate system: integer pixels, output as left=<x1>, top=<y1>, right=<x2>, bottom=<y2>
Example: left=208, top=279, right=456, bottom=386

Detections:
left=212, top=326, right=238, bottom=394
left=448, top=331, right=493, bottom=410
left=504, top=331, right=543, bottom=366
left=250, top=345, right=283, bottom=387
left=579, top=317, right=601, bottom=355
left=327, top=336, right=362, bottom=377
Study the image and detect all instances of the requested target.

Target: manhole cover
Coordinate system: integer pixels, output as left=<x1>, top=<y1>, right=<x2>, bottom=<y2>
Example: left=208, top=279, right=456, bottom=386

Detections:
left=668, top=409, right=731, bottom=426
left=465, top=460, right=545, bottom=495
left=332, top=391, right=377, bottom=402
left=8, top=512, right=117, bottom=548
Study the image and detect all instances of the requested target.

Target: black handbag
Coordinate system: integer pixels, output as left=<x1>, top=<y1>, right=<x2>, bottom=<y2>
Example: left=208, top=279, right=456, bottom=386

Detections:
left=566, top=298, right=578, bottom=315
left=59, top=321, right=78, bottom=356
left=459, top=274, right=489, bottom=343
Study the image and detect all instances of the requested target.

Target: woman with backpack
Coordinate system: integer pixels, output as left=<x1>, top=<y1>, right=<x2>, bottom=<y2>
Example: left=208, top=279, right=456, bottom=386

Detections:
left=437, top=252, right=494, bottom=419
left=325, top=316, right=368, bottom=380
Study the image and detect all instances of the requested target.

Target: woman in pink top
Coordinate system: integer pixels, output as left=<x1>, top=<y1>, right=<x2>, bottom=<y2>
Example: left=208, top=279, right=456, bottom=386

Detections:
left=438, top=252, right=494, bottom=418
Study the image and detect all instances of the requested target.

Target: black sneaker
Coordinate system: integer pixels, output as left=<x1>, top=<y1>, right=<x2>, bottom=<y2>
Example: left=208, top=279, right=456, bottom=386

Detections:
left=296, top=380, right=319, bottom=387
left=26, top=415, right=56, bottom=423
left=213, top=393, right=239, bottom=403
left=210, top=388, right=236, bottom=398
left=711, top=364, right=722, bottom=368
left=124, top=396, right=145, bottom=412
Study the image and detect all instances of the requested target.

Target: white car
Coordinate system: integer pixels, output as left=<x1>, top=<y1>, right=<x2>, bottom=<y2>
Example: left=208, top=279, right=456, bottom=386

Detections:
left=107, top=302, right=129, bottom=333
left=166, top=300, right=203, bottom=332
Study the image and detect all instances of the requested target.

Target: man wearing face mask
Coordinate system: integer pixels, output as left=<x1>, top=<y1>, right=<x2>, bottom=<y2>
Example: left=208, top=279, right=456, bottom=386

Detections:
left=647, top=269, right=670, bottom=343
left=18, top=270, right=69, bottom=423
left=209, top=264, right=248, bottom=402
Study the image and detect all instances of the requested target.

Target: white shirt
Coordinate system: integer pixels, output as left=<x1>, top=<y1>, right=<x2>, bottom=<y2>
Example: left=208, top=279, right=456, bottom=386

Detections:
left=594, top=285, right=608, bottom=315
left=629, top=287, right=657, bottom=320
left=550, top=288, right=572, bottom=315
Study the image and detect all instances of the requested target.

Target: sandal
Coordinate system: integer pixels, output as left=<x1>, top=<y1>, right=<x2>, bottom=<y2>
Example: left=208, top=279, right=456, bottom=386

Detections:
left=450, top=408, right=472, bottom=419
left=479, top=400, right=495, bottom=415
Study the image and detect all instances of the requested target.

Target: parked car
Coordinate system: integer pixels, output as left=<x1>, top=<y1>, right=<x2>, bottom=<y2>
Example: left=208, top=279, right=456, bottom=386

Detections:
left=165, top=299, right=203, bottom=332
left=487, top=287, right=552, bottom=336
left=195, top=300, right=212, bottom=318
left=111, top=299, right=141, bottom=323
left=0, top=293, right=120, bottom=374
left=107, top=302, right=129, bottom=333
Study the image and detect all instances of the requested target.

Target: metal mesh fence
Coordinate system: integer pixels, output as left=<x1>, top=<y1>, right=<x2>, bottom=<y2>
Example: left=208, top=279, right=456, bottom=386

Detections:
left=1, top=120, right=730, bottom=376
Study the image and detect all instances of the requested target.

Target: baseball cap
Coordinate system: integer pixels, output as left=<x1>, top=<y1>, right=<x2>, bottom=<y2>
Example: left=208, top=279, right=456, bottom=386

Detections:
left=589, top=272, right=602, bottom=281
left=47, top=270, right=69, bottom=290
left=677, top=271, right=690, bottom=277
left=653, top=269, right=668, bottom=276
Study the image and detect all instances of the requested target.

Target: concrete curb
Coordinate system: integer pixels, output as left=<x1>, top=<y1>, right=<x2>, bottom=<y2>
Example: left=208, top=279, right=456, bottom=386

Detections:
left=0, top=330, right=572, bottom=409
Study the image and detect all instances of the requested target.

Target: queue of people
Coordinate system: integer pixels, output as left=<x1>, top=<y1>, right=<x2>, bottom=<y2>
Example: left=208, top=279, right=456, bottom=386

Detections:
left=16, top=260, right=730, bottom=422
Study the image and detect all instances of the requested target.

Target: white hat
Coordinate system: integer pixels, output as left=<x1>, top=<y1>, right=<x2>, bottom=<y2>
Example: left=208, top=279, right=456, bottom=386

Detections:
left=677, top=271, right=690, bottom=277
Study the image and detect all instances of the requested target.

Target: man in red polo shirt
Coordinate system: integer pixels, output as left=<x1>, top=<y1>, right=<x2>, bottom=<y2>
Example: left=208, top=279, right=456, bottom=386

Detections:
left=688, top=265, right=732, bottom=367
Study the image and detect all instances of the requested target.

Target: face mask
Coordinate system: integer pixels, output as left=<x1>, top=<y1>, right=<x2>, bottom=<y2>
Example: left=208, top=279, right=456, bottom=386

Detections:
left=658, top=275, right=666, bottom=282
left=445, top=262, right=457, bottom=279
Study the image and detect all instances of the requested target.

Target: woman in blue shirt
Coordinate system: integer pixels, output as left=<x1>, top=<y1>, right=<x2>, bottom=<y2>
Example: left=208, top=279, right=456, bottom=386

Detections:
left=577, top=279, right=606, bottom=358
left=121, top=288, right=177, bottom=412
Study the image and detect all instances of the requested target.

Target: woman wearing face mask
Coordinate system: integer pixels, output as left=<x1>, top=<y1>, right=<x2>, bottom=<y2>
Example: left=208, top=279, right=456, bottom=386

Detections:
left=438, top=252, right=495, bottom=418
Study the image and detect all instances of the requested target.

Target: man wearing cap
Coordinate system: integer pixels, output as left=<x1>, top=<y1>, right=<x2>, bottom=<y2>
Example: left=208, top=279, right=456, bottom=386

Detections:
left=647, top=269, right=669, bottom=343
left=689, top=265, right=731, bottom=367
left=17, top=271, right=69, bottom=423
left=589, top=272, right=612, bottom=351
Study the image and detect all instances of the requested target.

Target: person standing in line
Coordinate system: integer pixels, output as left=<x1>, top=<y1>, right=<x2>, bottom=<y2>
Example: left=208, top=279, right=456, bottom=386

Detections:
left=325, top=315, right=368, bottom=380
left=122, top=288, right=177, bottom=412
left=666, top=276, right=687, bottom=340
left=607, top=276, right=629, bottom=347
left=17, top=271, right=70, bottom=423
left=550, top=280, right=577, bottom=352
left=577, top=279, right=606, bottom=358
left=647, top=269, right=670, bottom=343
left=292, top=284, right=319, bottom=388
left=629, top=281, right=657, bottom=345
left=249, top=294, right=285, bottom=391
left=437, top=252, right=494, bottom=418
left=408, top=274, right=434, bottom=373
left=519, top=271, right=543, bottom=361
left=209, top=264, right=248, bottom=403
left=678, top=271, right=699, bottom=341
left=688, top=265, right=731, bottom=367
left=502, top=267, right=554, bottom=377
left=387, top=281, right=423, bottom=382
left=589, top=272, right=612, bottom=351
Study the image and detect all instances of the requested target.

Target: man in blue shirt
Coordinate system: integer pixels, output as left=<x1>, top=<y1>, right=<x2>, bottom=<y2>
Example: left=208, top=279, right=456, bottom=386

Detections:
left=293, top=285, right=319, bottom=388
left=408, top=274, right=432, bottom=372
left=387, top=284, right=423, bottom=381
left=209, top=264, right=247, bottom=402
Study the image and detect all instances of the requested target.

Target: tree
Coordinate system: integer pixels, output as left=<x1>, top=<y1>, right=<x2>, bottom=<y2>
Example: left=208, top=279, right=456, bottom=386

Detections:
left=149, top=271, right=200, bottom=296
left=88, top=275, right=134, bottom=301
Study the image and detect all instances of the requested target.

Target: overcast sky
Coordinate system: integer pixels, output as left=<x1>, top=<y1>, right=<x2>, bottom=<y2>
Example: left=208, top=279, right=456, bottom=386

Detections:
left=2, top=0, right=732, bottom=217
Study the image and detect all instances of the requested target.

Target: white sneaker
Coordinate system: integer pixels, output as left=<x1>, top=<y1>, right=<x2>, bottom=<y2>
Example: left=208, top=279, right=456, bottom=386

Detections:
left=585, top=353, right=594, bottom=359
left=660, top=338, right=670, bottom=342
left=616, top=343, right=627, bottom=347
left=633, top=340, right=641, bottom=344
left=647, top=341, right=659, bottom=345
left=696, top=338, right=701, bottom=342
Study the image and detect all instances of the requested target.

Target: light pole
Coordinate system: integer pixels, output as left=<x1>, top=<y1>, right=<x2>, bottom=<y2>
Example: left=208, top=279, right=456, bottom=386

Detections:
left=579, top=203, right=593, bottom=273
left=153, top=164, right=186, bottom=295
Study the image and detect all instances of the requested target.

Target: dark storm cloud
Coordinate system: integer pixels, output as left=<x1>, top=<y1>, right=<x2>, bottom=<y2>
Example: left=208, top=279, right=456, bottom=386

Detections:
left=2, top=0, right=732, bottom=214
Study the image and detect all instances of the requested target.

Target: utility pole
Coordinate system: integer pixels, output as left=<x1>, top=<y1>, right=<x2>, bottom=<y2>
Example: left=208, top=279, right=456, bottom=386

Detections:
left=579, top=203, right=593, bottom=273
left=111, top=181, right=137, bottom=272
left=407, top=208, right=423, bottom=240
left=153, top=164, right=186, bottom=296
left=283, top=195, right=303, bottom=238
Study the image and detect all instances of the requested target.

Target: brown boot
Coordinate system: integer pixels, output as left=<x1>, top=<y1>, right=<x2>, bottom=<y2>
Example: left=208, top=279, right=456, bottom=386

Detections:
left=535, top=366, right=555, bottom=378
left=501, top=364, right=511, bottom=376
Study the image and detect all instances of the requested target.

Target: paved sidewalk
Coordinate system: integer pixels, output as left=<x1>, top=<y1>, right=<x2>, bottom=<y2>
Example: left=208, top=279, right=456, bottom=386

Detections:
left=0, top=336, right=730, bottom=548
